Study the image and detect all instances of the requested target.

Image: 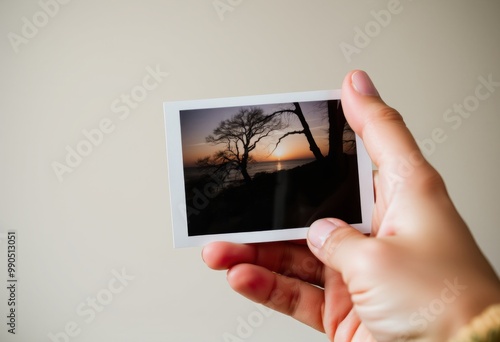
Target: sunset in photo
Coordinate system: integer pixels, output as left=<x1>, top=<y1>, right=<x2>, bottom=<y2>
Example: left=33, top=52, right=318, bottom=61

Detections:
left=180, top=100, right=330, bottom=167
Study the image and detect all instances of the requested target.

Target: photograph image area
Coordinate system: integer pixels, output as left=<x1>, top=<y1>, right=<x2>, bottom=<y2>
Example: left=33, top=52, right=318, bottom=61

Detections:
left=180, top=100, right=362, bottom=236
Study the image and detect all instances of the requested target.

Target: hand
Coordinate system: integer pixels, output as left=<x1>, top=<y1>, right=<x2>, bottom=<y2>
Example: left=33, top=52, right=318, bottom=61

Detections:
left=202, top=70, right=500, bottom=341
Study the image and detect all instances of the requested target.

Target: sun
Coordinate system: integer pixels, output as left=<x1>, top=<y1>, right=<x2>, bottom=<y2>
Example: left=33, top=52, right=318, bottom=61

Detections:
left=273, top=146, right=285, bottom=160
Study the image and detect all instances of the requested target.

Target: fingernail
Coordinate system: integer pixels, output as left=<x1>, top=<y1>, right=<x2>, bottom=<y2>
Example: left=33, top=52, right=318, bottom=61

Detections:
left=351, top=70, right=379, bottom=96
left=308, top=219, right=338, bottom=249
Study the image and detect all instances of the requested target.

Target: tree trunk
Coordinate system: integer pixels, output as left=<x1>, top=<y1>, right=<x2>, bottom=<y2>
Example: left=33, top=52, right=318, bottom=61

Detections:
left=293, top=102, right=324, bottom=161
left=239, top=165, right=251, bottom=184
left=327, top=100, right=347, bottom=178
left=239, top=156, right=252, bottom=184
left=327, top=100, right=346, bottom=161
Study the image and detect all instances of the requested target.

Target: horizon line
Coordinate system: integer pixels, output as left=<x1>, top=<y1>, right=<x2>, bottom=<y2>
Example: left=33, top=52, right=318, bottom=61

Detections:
left=183, top=156, right=318, bottom=168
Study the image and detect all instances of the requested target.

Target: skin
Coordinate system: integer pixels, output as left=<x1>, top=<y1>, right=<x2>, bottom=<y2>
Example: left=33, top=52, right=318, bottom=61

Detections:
left=202, top=70, right=500, bottom=341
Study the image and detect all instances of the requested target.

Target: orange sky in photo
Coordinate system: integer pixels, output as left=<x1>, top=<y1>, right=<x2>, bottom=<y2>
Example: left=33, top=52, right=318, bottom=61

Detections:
left=180, top=101, right=331, bottom=167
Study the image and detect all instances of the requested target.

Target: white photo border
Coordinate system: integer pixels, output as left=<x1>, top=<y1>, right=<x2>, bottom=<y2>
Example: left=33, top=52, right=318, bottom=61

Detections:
left=164, top=90, right=373, bottom=248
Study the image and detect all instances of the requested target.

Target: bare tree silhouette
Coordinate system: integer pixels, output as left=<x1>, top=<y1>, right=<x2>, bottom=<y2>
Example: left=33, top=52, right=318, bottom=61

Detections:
left=197, top=107, right=285, bottom=184
left=269, top=102, right=325, bottom=161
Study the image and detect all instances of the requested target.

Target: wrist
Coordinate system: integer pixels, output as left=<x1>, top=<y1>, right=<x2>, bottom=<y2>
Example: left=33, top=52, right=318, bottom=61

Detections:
left=446, top=278, right=500, bottom=341
left=449, top=303, right=500, bottom=342
left=422, top=276, right=500, bottom=341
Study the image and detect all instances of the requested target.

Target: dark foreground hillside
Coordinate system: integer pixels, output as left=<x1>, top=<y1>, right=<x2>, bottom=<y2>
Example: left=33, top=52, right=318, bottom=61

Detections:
left=186, top=154, right=362, bottom=236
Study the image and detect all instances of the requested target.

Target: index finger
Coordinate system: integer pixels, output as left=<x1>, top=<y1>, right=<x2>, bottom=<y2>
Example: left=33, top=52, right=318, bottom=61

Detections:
left=202, top=241, right=326, bottom=287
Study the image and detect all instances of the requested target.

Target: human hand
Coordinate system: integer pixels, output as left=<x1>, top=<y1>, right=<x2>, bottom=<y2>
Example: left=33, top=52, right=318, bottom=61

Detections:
left=202, top=70, right=500, bottom=341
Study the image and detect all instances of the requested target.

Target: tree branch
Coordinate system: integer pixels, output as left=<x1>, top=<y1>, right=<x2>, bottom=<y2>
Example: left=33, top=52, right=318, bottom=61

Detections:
left=269, top=130, right=304, bottom=155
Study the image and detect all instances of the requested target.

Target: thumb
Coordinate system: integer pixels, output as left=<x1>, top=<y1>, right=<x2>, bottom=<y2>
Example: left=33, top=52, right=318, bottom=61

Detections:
left=307, top=218, right=368, bottom=277
left=342, top=70, right=425, bottom=175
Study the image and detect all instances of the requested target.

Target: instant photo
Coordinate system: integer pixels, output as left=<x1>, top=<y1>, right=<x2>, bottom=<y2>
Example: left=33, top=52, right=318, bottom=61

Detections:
left=164, top=90, right=373, bottom=247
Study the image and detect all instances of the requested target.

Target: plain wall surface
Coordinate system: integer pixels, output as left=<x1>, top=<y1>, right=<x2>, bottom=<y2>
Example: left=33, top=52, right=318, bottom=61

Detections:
left=1, top=1, right=499, bottom=341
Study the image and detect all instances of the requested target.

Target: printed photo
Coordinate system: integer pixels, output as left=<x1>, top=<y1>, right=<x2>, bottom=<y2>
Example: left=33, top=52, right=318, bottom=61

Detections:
left=164, top=91, right=373, bottom=247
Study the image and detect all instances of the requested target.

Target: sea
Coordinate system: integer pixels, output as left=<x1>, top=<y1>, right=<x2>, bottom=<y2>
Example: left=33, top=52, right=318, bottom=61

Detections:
left=184, top=158, right=314, bottom=183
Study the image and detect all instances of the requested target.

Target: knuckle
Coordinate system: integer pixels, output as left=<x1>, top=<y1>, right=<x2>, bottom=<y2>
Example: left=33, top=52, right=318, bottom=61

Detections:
left=413, top=166, right=447, bottom=197
left=365, top=105, right=405, bottom=132
left=323, top=230, right=391, bottom=279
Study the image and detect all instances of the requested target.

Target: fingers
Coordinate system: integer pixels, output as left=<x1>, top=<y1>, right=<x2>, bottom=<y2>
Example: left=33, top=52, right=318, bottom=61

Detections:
left=341, top=70, right=422, bottom=171
left=204, top=242, right=355, bottom=333
left=202, top=241, right=325, bottom=286
left=226, top=263, right=326, bottom=332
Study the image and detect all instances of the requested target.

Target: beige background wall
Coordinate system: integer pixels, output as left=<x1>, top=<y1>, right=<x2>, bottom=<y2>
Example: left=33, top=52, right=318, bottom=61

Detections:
left=1, top=1, right=499, bottom=341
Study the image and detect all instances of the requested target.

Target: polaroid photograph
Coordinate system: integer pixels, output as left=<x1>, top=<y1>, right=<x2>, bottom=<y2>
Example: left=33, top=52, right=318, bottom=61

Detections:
left=164, top=90, right=374, bottom=248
